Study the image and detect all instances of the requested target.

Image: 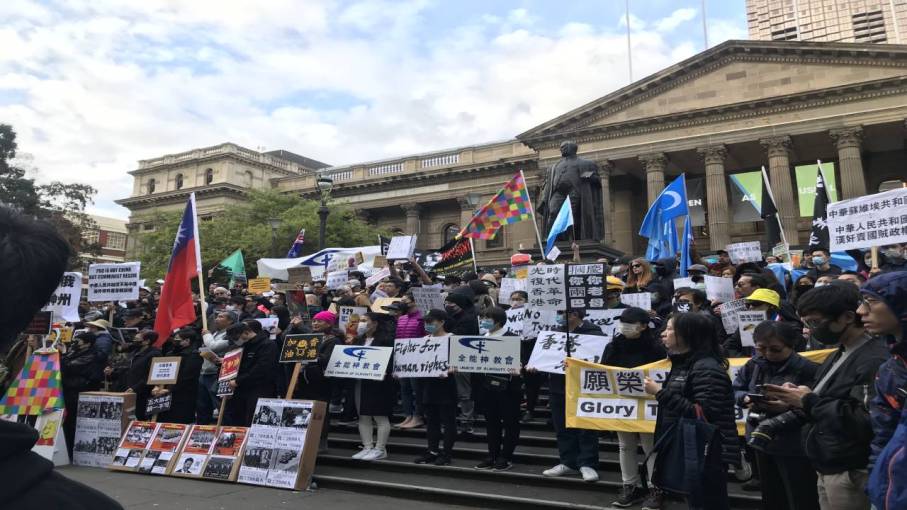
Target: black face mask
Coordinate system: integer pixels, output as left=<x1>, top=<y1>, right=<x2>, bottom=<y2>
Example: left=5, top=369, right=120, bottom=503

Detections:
left=811, top=319, right=848, bottom=346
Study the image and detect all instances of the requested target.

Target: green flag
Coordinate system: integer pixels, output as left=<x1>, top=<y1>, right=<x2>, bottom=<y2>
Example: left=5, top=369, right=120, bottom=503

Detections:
left=217, top=249, right=246, bottom=287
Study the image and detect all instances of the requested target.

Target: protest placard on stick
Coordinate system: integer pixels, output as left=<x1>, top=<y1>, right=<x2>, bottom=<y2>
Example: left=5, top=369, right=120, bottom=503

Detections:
left=827, top=187, right=907, bottom=251
left=411, top=285, right=444, bottom=314
left=325, top=345, right=393, bottom=381
left=450, top=335, right=520, bottom=374
left=726, top=241, right=762, bottom=264
left=527, top=264, right=566, bottom=311
left=393, top=336, right=449, bottom=378
left=88, top=262, right=141, bottom=302
left=147, top=357, right=181, bottom=385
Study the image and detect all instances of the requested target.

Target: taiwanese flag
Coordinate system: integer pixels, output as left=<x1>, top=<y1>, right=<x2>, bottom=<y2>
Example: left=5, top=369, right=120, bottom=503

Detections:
left=153, top=193, right=202, bottom=347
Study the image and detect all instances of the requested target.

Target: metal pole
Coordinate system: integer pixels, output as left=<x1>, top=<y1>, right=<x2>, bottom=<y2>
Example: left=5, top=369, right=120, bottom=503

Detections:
left=318, top=197, right=329, bottom=251
left=701, top=0, right=709, bottom=48
left=625, top=0, right=633, bottom=83
left=270, top=227, right=278, bottom=258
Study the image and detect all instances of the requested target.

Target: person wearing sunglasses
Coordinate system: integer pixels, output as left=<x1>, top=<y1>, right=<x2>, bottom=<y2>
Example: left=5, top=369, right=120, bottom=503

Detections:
left=732, top=321, right=820, bottom=509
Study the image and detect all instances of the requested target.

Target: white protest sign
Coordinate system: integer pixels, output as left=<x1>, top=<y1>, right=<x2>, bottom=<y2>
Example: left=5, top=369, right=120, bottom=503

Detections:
left=827, top=188, right=907, bottom=251
left=528, top=331, right=608, bottom=374
left=325, top=270, right=349, bottom=290
left=498, top=278, right=527, bottom=305
left=386, top=235, right=417, bottom=260
left=88, top=262, right=141, bottom=302
left=503, top=308, right=526, bottom=337
left=256, top=318, right=279, bottom=339
left=737, top=311, right=766, bottom=348
left=719, top=299, right=747, bottom=335
left=620, top=292, right=652, bottom=310
left=393, top=336, right=449, bottom=378
left=521, top=308, right=558, bottom=340
left=338, top=306, right=368, bottom=331
left=546, top=246, right=561, bottom=261
left=584, top=309, right=625, bottom=340
left=411, top=285, right=444, bottom=314
left=705, top=276, right=735, bottom=303
left=673, top=277, right=694, bottom=290
left=527, top=264, right=566, bottom=310
left=365, top=268, right=391, bottom=288
left=325, top=345, right=393, bottom=381
left=450, top=335, right=521, bottom=374
left=726, top=241, right=763, bottom=264
left=147, top=357, right=181, bottom=385
left=43, top=272, right=82, bottom=322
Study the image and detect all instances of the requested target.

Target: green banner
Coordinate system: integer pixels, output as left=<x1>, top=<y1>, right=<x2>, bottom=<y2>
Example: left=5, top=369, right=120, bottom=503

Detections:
left=795, top=162, right=838, bottom=216
left=728, top=171, right=762, bottom=223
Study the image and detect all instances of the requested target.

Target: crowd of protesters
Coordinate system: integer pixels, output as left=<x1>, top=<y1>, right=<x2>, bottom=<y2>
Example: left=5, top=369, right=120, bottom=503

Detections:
left=2, top=201, right=906, bottom=510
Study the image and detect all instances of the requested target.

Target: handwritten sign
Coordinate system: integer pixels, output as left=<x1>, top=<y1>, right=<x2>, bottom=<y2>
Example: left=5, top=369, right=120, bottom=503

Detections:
left=827, top=188, right=907, bottom=251
left=287, top=267, right=312, bottom=285
left=502, top=308, right=526, bottom=337
left=280, top=334, right=322, bottom=363
left=247, top=278, right=271, bottom=295
left=43, top=272, right=82, bottom=322
left=726, top=241, right=763, bottom=264
left=145, top=394, right=172, bottom=416
left=737, top=311, right=766, bottom=348
left=325, top=345, right=393, bottom=381
left=88, top=262, right=141, bottom=302
left=147, top=357, right=181, bottom=385
left=584, top=309, right=625, bottom=340
left=393, top=336, right=449, bottom=378
left=411, top=285, right=444, bottom=314
left=565, top=264, right=606, bottom=309
left=219, top=348, right=243, bottom=382
left=521, top=308, right=558, bottom=340
left=365, top=268, right=391, bottom=288
left=450, top=335, right=520, bottom=374
left=386, top=235, right=417, bottom=260
left=620, top=292, right=652, bottom=311
left=527, top=331, right=608, bottom=374
left=705, top=275, right=735, bottom=303
left=527, top=264, right=566, bottom=310
left=498, top=278, right=526, bottom=305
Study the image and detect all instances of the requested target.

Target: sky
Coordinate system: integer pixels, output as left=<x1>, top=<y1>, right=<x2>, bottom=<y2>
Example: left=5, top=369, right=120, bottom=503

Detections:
left=0, top=1, right=747, bottom=219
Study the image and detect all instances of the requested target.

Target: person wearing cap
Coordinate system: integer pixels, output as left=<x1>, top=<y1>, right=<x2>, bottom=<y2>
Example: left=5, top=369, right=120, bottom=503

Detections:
left=84, top=318, right=114, bottom=362
left=601, top=307, right=666, bottom=507
left=350, top=310, right=397, bottom=462
left=605, top=276, right=627, bottom=310
left=389, top=294, right=426, bottom=430
left=721, top=288, right=784, bottom=357
left=687, top=264, right=709, bottom=277
left=480, top=273, right=500, bottom=303
left=61, top=331, right=104, bottom=459
left=413, top=309, right=459, bottom=466
left=707, top=249, right=734, bottom=277
left=348, top=279, right=371, bottom=308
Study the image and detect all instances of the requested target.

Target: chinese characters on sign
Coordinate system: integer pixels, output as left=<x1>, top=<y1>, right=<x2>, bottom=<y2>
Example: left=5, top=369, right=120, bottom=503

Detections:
left=565, top=264, right=606, bottom=309
left=324, top=345, right=393, bottom=381
left=88, top=262, right=141, bottom=302
left=219, top=349, right=243, bottom=382
left=619, top=292, right=652, bottom=311
left=147, top=357, right=181, bottom=385
left=527, top=264, right=566, bottom=311
left=449, top=336, right=520, bottom=374
left=43, top=272, right=82, bottom=322
left=527, top=332, right=608, bottom=374
left=827, top=188, right=907, bottom=251
left=280, top=334, right=323, bottom=363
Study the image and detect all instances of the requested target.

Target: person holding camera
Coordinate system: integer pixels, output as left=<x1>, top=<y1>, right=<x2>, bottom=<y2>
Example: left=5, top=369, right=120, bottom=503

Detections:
left=764, top=282, right=888, bottom=510
left=734, top=321, right=819, bottom=510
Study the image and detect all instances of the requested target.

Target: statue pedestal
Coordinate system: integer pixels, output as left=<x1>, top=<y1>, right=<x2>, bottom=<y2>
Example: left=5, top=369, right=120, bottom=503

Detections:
left=553, top=239, right=624, bottom=263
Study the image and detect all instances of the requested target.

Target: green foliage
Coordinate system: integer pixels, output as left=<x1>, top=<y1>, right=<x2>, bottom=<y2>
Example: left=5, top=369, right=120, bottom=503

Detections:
left=135, top=189, right=387, bottom=282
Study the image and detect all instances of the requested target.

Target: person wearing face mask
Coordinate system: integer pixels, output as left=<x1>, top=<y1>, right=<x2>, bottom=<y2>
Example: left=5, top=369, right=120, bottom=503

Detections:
left=601, top=308, right=666, bottom=508
left=733, top=322, right=819, bottom=510
left=350, top=311, right=397, bottom=461
left=104, top=329, right=161, bottom=421
left=790, top=275, right=816, bottom=307
left=806, top=248, right=842, bottom=282
left=155, top=328, right=204, bottom=424
left=509, top=290, right=543, bottom=422
left=196, top=311, right=237, bottom=424
left=764, top=283, right=888, bottom=510
left=605, top=277, right=627, bottom=310
left=386, top=295, right=427, bottom=429
left=414, top=309, right=459, bottom=466
left=221, top=321, right=278, bottom=426
left=673, top=287, right=725, bottom=346
left=878, top=242, right=907, bottom=273
left=444, top=291, right=479, bottom=436
left=62, top=332, right=105, bottom=459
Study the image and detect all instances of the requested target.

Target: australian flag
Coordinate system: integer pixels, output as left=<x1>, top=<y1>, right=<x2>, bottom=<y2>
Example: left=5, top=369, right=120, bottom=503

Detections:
left=153, top=193, right=202, bottom=347
left=286, top=228, right=306, bottom=258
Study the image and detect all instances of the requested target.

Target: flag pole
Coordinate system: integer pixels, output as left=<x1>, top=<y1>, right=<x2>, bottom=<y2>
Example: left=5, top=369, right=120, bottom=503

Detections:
left=468, top=238, right=479, bottom=273
left=520, top=169, right=548, bottom=259
left=190, top=193, right=209, bottom=332
left=761, top=166, right=789, bottom=249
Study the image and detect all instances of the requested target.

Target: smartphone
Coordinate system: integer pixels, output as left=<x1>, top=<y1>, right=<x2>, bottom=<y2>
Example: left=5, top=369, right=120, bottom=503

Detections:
left=746, top=393, right=768, bottom=402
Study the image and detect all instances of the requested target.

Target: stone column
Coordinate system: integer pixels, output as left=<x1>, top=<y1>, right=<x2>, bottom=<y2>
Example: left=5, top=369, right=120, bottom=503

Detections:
left=402, top=203, right=421, bottom=236
left=640, top=153, right=667, bottom=206
left=829, top=126, right=867, bottom=198
left=599, top=160, right=614, bottom=244
left=759, top=136, right=799, bottom=244
left=698, top=145, right=731, bottom=250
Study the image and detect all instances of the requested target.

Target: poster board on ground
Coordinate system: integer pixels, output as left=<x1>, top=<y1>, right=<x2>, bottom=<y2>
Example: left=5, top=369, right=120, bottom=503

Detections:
left=172, top=425, right=248, bottom=481
left=138, top=423, right=190, bottom=475
left=237, top=399, right=326, bottom=490
left=73, top=391, right=136, bottom=468
left=110, top=421, right=160, bottom=472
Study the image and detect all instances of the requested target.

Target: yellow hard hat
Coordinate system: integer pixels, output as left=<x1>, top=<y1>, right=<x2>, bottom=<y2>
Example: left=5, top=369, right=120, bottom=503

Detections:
left=745, top=288, right=780, bottom=308
left=606, top=276, right=625, bottom=290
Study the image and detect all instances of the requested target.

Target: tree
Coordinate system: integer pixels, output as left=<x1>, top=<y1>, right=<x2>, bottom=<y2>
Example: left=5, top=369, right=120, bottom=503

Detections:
left=0, top=124, right=99, bottom=268
left=135, top=189, right=388, bottom=282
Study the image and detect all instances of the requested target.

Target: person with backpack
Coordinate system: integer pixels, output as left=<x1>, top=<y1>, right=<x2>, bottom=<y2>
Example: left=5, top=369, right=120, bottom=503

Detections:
left=643, top=313, right=739, bottom=510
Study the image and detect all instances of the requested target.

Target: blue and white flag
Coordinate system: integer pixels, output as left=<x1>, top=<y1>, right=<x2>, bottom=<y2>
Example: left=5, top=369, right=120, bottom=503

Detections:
left=679, top=216, right=694, bottom=277
left=545, top=196, right=574, bottom=258
left=640, top=174, right=688, bottom=261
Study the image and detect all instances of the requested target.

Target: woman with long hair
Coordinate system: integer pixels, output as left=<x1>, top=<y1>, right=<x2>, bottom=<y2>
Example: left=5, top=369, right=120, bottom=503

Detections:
left=625, top=258, right=654, bottom=293
left=643, top=313, right=739, bottom=510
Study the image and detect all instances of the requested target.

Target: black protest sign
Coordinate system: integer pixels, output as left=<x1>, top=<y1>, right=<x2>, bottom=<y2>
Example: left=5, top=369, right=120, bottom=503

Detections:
left=216, top=380, right=234, bottom=397
left=566, top=264, right=606, bottom=309
left=25, top=311, right=53, bottom=335
left=145, top=394, right=172, bottom=415
left=280, top=334, right=323, bottom=363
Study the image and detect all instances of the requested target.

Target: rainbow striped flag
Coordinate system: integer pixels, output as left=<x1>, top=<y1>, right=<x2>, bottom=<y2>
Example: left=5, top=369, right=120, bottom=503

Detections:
left=0, top=351, right=64, bottom=416
left=459, top=172, right=533, bottom=240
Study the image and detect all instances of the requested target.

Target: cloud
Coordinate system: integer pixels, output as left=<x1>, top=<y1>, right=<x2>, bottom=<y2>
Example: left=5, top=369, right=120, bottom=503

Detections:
left=0, top=1, right=744, bottom=219
left=654, top=7, right=697, bottom=32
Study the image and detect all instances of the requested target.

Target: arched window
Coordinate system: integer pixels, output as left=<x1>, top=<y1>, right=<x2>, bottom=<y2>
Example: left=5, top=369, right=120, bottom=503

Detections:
left=175, top=173, right=184, bottom=190
left=205, top=168, right=214, bottom=185
left=147, top=178, right=156, bottom=194
left=245, top=171, right=254, bottom=188
left=443, top=224, right=460, bottom=245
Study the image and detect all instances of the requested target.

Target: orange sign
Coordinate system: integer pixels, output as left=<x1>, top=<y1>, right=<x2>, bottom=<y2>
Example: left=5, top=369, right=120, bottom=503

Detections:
left=218, top=348, right=243, bottom=382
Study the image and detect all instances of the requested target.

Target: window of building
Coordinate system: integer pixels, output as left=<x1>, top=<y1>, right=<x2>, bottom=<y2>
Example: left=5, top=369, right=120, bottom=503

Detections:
left=175, top=173, right=184, bottom=190
left=105, top=232, right=127, bottom=250
left=442, top=224, right=460, bottom=245
left=147, top=178, right=156, bottom=194
left=83, top=229, right=100, bottom=245
left=143, top=223, right=155, bottom=231
left=486, top=232, right=504, bottom=249
left=205, top=168, right=214, bottom=185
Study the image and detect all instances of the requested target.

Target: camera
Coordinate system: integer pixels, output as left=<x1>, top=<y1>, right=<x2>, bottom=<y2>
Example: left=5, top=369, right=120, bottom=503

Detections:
left=747, top=409, right=806, bottom=452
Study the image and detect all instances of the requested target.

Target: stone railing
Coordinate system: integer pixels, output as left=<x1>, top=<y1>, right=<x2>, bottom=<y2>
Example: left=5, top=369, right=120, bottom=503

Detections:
left=137, top=143, right=310, bottom=174
left=420, top=153, right=459, bottom=168
left=368, top=162, right=405, bottom=176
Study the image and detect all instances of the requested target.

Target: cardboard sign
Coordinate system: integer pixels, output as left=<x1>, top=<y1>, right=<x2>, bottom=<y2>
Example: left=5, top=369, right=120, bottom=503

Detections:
left=25, top=311, right=53, bottom=335
left=338, top=306, right=368, bottom=331
left=365, top=267, right=391, bottom=288
left=373, top=255, right=387, bottom=268
left=620, top=292, right=652, bottom=311
left=280, top=334, right=323, bottom=363
left=726, top=241, right=762, bottom=264
left=88, top=262, right=141, bottom=302
left=43, top=272, right=82, bottom=322
left=247, top=278, right=271, bottom=295
left=738, top=311, right=767, bottom=348
left=498, top=278, right=526, bottom=305
left=325, top=345, right=394, bottom=381
left=527, top=264, right=566, bottom=310
left=386, top=235, right=417, bottom=260
left=393, top=336, right=450, bottom=378
left=827, top=188, right=907, bottom=251
left=218, top=349, right=243, bottom=382
left=145, top=394, right=172, bottom=416
left=527, top=331, right=608, bottom=374
left=705, top=275, right=735, bottom=303
left=147, top=357, right=181, bottom=385
left=450, top=335, right=521, bottom=374
left=287, top=267, right=312, bottom=285
left=411, top=284, right=444, bottom=314
left=566, top=264, right=607, bottom=309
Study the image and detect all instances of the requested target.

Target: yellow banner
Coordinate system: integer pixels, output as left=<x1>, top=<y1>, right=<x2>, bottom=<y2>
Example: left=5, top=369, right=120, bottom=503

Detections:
left=565, top=349, right=834, bottom=435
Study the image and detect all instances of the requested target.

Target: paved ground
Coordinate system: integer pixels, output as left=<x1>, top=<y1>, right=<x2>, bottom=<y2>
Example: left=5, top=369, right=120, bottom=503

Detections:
left=58, top=466, right=476, bottom=510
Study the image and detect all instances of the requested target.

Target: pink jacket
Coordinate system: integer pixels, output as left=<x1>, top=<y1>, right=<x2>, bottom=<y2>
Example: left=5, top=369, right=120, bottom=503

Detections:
left=395, top=309, right=426, bottom=339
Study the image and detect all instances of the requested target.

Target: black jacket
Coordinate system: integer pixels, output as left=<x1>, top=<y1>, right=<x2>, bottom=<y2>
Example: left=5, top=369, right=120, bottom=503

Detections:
left=655, top=352, right=740, bottom=467
left=601, top=329, right=666, bottom=368
left=296, top=330, right=339, bottom=402
left=124, top=346, right=161, bottom=396
left=800, top=335, right=889, bottom=474
left=354, top=330, right=397, bottom=416
left=732, top=353, right=818, bottom=456
left=234, top=333, right=278, bottom=397
left=0, top=420, right=122, bottom=510
left=158, top=345, right=203, bottom=424
left=548, top=321, right=605, bottom=395
left=61, top=346, right=103, bottom=393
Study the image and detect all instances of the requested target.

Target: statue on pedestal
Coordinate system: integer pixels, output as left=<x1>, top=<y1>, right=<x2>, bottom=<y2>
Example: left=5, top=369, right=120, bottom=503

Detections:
left=537, top=141, right=604, bottom=242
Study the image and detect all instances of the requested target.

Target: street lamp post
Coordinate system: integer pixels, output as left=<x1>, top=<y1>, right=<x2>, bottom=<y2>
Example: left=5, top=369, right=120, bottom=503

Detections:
left=316, top=175, right=334, bottom=251
left=268, top=217, right=282, bottom=258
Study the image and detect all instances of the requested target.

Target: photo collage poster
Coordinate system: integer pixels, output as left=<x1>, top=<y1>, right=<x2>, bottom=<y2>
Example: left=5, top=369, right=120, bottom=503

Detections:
left=73, top=394, right=130, bottom=467
left=237, top=399, right=313, bottom=489
left=138, top=422, right=190, bottom=475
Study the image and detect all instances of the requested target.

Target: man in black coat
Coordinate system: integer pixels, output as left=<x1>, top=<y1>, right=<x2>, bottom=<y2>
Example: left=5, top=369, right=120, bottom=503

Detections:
left=222, top=322, right=278, bottom=426
left=61, top=332, right=104, bottom=459
left=0, top=206, right=122, bottom=509
left=105, top=330, right=161, bottom=420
